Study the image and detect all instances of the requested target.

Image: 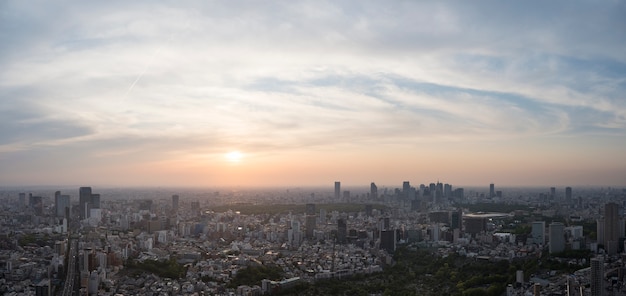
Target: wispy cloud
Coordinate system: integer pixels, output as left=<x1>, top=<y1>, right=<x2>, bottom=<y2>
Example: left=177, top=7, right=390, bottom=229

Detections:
left=1, top=1, right=625, bottom=186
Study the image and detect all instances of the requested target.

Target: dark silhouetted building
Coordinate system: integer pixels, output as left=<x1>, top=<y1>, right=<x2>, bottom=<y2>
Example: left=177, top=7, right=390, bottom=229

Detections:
left=334, top=182, right=340, bottom=200
left=79, top=187, right=92, bottom=219
left=172, top=195, right=179, bottom=213
left=370, top=182, right=378, bottom=199
left=337, top=218, right=347, bottom=244
left=29, top=195, right=43, bottom=216
left=380, top=230, right=396, bottom=253
left=565, top=187, right=572, bottom=204
left=489, top=183, right=495, bottom=198
left=451, top=210, right=463, bottom=230
left=549, top=222, right=565, bottom=254
left=604, top=202, right=620, bottom=255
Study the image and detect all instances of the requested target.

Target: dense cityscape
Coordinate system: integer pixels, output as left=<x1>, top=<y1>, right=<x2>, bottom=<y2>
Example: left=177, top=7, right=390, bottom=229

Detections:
left=1, top=182, right=625, bottom=295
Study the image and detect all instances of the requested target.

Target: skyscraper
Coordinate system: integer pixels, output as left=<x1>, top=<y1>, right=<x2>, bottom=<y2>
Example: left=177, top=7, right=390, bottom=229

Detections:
left=29, top=195, right=43, bottom=216
left=549, top=222, right=565, bottom=254
left=531, top=221, right=545, bottom=245
left=590, top=256, right=604, bottom=296
left=334, top=182, right=340, bottom=200
left=337, top=218, right=347, bottom=244
left=489, top=183, right=495, bottom=198
left=306, top=216, right=316, bottom=239
left=370, top=182, right=378, bottom=199
left=172, top=195, right=179, bottom=213
left=550, top=187, right=556, bottom=199
left=604, top=202, right=619, bottom=255
left=402, top=181, right=410, bottom=197
left=305, top=203, right=316, bottom=239
left=565, top=187, right=572, bottom=204
left=79, top=187, right=92, bottom=220
left=55, top=193, right=70, bottom=217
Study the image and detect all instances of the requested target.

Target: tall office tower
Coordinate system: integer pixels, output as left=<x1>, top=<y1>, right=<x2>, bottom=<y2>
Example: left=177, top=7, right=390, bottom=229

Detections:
left=549, top=222, right=565, bottom=254
left=453, top=188, right=464, bottom=201
left=596, top=218, right=605, bottom=249
left=55, top=194, right=70, bottom=217
left=436, top=182, right=443, bottom=195
left=380, top=230, right=396, bottom=253
left=565, top=187, right=572, bottom=204
left=334, top=182, right=341, bottom=200
left=604, top=202, right=620, bottom=255
left=337, top=218, right=347, bottom=244
left=402, top=181, right=410, bottom=196
left=407, top=187, right=416, bottom=200
left=79, top=187, right=92, bottom=220
left=531, top=221, right=545, bottom=245
left=91, top=194, right=100, bottom=209
left=550, top=187, right=556, bottom=199
left=19, top=193, right=26, bottom=207
left=444, top=184, right=452, bottom=198
left=370, top=182, right=378, bottom=199
left=590, top=256, right=604, bottom=296
left=29, top=195, right=43, bottom=216
left=365, top=204, right=373, bottom=217
left=450, top=210, right=463, bottom=230
left=305, top=214, right=316, bottom=239
left=190, top=200, right=200, bottom=216
left=489, top=183, right=495, bottom=198
left=172, top=195, right=179, bottom=213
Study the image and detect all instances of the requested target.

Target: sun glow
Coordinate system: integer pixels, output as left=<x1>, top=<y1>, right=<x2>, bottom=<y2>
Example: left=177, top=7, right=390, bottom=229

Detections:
left=225, top=151, right=243, bottom=163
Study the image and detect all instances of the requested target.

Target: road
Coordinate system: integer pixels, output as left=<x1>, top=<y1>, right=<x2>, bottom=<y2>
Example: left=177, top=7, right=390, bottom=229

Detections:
left=60, top=238, right=78, bottom=296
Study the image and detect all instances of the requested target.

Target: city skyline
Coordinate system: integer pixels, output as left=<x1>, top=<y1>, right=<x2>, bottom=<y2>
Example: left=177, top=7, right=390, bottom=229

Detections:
left=1, top=1, right=625, bottom=187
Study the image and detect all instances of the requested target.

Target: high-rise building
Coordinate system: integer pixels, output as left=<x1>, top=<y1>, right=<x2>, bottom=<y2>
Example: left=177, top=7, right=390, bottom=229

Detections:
left=451, top=210, right=463, bottom=230
left=29, top=195, right=43, bottom=216
left=334, top=182, right=340, bottom=200
left=489, top=183, right=495, bottom=198
left=305, top=215, right=316, bottom=239
left=172, top=195, right=179, bottom=213
left=549, top=222, right=565, bottom=254
left=55, top=193, right=70, bottom=217
left=305, top=203, right=316, bottom=239
left=370, top=182, right=378, bottom=199
left=337, top=218, right=347, bottom=244
left=380, top=230, right=396, bottom=253
left=79, top=187, right=92, bottom=220
left=531, top=221, right=545, bottom=245
left=550, top=187, right=556, bottom=199
left=565, top=187, right=572, bottom=204
left=18, top=193, right=26, bottom=207
left=402, top=181, right=410, bottom=198
left=604, top=202, right=620, bottom=255
left=444, top=184, right=452, bottom=198
left=91, top=194, right=100, bottom=209
left=590, top=256, right=604, bottom=296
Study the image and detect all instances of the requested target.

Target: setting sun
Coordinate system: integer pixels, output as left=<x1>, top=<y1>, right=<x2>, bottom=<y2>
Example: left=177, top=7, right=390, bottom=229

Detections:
left=225, top=151, right=243, bottom=163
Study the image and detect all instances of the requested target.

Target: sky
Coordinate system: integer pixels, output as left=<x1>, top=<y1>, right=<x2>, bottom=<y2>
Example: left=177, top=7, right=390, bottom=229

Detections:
left=1, top=1, right=625, bottom=188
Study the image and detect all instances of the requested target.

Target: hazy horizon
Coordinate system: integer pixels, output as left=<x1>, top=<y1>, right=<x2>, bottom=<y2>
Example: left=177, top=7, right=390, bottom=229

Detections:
left=1, top=1, right=625, bottom=187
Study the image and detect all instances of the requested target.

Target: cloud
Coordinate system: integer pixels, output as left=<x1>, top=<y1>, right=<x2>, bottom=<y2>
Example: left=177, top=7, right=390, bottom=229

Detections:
left=0, top=1, right=625, bottom=185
